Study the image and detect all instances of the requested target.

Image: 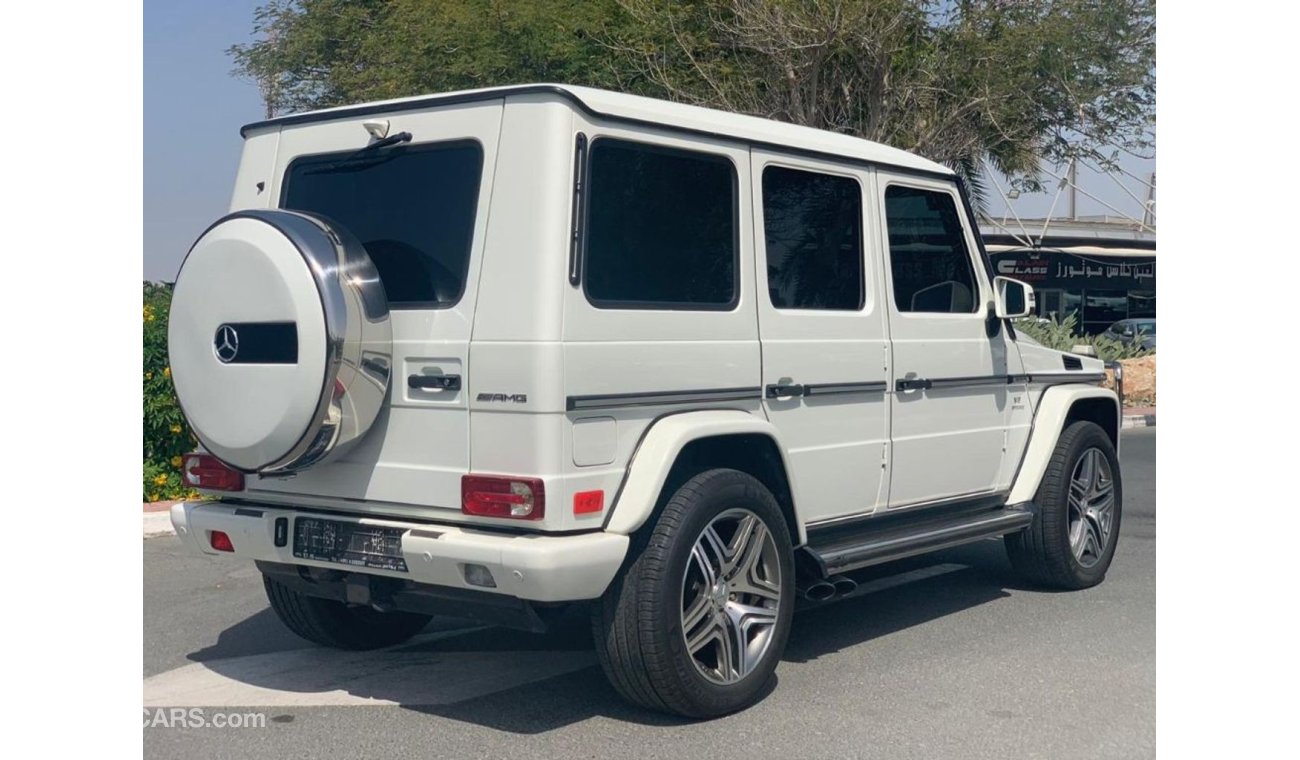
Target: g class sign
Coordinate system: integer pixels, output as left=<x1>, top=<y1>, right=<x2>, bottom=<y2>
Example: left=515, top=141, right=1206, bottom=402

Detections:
left=990, top=250, right=1156, bottom=290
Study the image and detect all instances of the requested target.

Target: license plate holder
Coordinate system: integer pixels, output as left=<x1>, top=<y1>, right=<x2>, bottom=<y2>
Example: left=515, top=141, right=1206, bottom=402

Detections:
left=292, top=517, right=409, bottom=573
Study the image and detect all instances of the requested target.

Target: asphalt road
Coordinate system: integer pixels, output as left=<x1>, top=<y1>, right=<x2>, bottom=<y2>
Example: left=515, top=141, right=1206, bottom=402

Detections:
left=144, top=428, right=1155, bottom=759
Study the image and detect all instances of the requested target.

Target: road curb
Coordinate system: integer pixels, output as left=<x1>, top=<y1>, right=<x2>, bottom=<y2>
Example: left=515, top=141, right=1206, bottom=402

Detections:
left=144, top=510, right=175, bottom=538
left=1122, top=412, right=1155, bottom=428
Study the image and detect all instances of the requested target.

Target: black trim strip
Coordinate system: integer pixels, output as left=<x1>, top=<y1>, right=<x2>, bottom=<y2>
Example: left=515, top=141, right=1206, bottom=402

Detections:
left=566, top=387, right=761, bottom=412
left=926, top=375, right=1011, bottom=390
left=1027, top=372, right=1106, bottom=385
left=897, top=372, right=1104, bottom=392
left=803, top=381, right=888, bottom=396
left=897, top=375, right=1009, bottom=391
left=241, top=85, right=955, bottom=183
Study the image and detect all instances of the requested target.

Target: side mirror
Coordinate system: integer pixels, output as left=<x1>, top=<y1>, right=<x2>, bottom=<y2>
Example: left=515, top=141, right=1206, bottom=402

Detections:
left=993, top=276, right=1034, bottom=319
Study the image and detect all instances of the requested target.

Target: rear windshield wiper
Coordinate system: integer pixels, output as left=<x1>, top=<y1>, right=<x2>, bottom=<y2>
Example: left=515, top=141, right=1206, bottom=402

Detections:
left=303, top=131, right=414, bottom=175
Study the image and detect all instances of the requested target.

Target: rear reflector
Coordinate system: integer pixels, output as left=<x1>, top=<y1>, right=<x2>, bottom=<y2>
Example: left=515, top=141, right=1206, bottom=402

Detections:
left=209, top=530, right=234, bottom=552
left=182, top=453, right=245, bottom=492
left=462, top=475, right=545, bottom=520
left=574, top=490, right=604, bottom=515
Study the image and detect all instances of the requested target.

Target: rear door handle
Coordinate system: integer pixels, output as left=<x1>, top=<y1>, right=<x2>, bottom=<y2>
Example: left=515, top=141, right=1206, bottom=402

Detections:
left=765, top=383, right=806, bottom=399
left=896, top=378, right=932, bottom=392
left=408, top=374, right=461, bottom=391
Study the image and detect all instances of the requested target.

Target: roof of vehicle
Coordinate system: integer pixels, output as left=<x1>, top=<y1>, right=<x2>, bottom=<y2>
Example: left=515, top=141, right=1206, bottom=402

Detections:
left=241, top=83, right=954, bottom=179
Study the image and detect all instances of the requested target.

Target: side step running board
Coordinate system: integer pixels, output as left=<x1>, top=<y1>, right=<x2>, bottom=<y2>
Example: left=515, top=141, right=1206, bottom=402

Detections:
left=803, top=505, right=1034, bottom=577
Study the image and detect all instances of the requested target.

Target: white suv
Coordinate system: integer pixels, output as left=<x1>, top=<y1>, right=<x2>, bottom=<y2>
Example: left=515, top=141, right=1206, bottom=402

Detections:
left=167, top=84, right=1121, bottom=718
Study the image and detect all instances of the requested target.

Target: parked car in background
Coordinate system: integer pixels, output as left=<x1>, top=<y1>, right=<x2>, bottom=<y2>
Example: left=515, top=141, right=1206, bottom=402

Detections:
left=1103, top=318, right=1156, bottom=351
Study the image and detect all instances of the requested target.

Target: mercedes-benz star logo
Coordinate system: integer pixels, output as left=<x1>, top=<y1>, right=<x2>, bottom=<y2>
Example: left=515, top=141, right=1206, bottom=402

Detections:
left=214, top=324, right=240, bottom=363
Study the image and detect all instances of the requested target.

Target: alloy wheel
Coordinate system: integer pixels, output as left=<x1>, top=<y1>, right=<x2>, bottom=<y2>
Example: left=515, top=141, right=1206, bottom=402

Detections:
left=680, top=508, right=782, bottom=685
left=1068, top=447, right=1116, bottom=568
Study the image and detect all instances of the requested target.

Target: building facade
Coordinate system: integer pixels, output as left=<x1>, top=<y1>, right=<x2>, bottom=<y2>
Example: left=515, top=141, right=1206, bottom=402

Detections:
left=981, top=218, right=1155, bottom=335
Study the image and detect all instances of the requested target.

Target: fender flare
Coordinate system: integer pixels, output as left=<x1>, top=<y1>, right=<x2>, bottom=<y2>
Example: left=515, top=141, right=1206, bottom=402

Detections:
left=603, top=409, right=805, bottom=544
left=1008, top=385, right=1121, bottom=504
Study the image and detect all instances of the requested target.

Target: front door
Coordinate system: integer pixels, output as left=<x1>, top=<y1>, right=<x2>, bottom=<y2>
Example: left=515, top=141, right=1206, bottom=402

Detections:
left=876, top=172, right=1012, bottom=509
left=753, top=150, right=890, bottom=525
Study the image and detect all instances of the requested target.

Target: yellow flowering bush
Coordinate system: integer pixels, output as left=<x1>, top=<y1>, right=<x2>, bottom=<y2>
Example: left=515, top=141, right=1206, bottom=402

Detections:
left=143, top=282, right=197, bottom=501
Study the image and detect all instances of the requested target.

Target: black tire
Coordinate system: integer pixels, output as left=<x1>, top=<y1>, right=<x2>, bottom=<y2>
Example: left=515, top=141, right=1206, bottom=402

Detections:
left=592, top=468, right=796, bottom=718
left=262, top=575, right=431, bottom=650
left=1006, top=420, right=1122, bottom=590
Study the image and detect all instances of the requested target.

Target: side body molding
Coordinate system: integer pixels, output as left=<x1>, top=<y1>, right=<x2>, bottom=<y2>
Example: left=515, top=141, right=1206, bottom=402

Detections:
left=1009, top=385, right=1121, bottom=504
left=604, top=410, right=806, bottom=544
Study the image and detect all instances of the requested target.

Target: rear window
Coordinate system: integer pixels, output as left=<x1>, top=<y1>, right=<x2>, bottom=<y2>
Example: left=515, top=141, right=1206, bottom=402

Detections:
left=583, top=138, right=737, bottom=309
left=762, top=166, right=864, bottom=310
left=281, top=140, right=483, bottom=308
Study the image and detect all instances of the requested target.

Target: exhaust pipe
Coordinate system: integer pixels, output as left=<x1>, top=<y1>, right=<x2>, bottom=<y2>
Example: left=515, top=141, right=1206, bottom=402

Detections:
left=799, top=575, right=859, bottom=603
left=830, top=575, right=858, bottom=597
left=802, top=581, right=836, bottom=602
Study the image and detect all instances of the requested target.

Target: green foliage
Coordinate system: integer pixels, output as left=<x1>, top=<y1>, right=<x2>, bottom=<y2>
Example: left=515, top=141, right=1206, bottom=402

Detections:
left=229, top=1, right=1155, bottom=197
left=143, top=282, right=197, bottom=502
left=230, top=0, right=646, bottom=116
left=1015, top=312, right=1151, bottom=364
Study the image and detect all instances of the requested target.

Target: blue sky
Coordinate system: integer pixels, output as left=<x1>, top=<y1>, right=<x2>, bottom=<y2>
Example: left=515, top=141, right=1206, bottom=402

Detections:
left=144, top=0, right=265, bottom=281
left=143, top=1, right=1154, bottom=281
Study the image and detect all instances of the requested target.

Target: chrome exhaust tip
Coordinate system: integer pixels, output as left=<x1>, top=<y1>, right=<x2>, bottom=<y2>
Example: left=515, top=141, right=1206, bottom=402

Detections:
left=802, top=581, right=836, bottom=602
left=831, top=575, right=858, bottom=597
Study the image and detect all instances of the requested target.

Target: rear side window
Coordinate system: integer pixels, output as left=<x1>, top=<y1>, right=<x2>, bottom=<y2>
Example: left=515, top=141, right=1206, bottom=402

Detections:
left=583, top=139, right=737, bottom=309
left=762, top=166, right=863, bottom=310
left=282, top=140, right=483, bottom=308
left=883, top=186, right=979, bottom=314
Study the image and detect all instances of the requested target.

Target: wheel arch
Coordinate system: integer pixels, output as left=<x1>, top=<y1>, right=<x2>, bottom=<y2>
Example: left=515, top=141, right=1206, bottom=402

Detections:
left=1008, top=385, right=1121, bottom=504
left=604, top=410, right=806, bottom=545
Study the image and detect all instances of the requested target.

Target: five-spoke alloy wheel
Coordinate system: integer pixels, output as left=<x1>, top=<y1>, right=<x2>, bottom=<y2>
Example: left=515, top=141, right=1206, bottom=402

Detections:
left=680, top=509, right=783, bottom=685
left=1006, top=420, right=1123, bottom=589
left=593, top=468, right=795, bottom=718
left=1067, top=447, right=1116, bottom=568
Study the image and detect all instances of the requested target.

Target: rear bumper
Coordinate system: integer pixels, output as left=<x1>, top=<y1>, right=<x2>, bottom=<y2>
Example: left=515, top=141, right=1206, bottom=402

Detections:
left=170, top=501, right=628, bottom=603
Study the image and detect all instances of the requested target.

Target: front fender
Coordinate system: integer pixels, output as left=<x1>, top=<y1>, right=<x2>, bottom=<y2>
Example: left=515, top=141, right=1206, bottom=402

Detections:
left=604, top=410, right=804, bottom=543
left=1008, top=385, right=1121, bottom=504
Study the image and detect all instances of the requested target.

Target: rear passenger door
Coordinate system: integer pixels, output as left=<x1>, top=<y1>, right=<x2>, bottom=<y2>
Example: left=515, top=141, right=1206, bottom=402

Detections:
left=752, top=151, right=890, bottom=525
left=876, top=173, right=1013, bottom=509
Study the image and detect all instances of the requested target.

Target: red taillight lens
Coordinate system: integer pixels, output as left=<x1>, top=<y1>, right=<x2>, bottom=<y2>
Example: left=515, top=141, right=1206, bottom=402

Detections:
left=462, top=475, right=545, bottom=520
left=182, top=453, right=245, bottom=492
left=209, top=530, right=234, bottom=552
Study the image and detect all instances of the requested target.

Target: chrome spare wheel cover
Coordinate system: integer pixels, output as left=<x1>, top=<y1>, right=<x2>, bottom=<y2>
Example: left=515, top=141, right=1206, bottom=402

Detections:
left=681, top=509, right=782, bottom=685
left=169, top=209, right=391, bottom=474
left=1068, top=447, right=1116, bottom=568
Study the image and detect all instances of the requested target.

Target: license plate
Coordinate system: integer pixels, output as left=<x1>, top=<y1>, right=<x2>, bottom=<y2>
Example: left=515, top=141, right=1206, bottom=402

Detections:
left=293, top=517, right=408, bottom=573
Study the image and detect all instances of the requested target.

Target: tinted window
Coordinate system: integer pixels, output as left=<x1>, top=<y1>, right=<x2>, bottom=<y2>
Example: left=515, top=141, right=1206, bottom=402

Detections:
left=883, top=186, right=979, bottom=313
left=282, top=141, right=483, bottom=308
left=584, top=139, right=736, bottom=308
left=762, top=166, right=863, bottom=310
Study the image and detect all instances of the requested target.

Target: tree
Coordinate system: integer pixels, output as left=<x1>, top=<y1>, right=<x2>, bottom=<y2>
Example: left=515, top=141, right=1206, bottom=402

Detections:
left=230, top=1, right=1154, bottom=194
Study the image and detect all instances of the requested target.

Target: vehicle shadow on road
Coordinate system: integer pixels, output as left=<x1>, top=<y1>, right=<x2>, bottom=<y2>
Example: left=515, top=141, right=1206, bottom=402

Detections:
left=784, top=540, right=1016, bottom=664
left=175, top=540, right=1028, bottom=734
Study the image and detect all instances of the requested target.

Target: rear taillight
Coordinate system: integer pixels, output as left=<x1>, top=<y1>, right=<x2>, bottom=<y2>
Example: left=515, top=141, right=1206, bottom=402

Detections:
left=182, top=453, right=245, bottom=492
left=461, top=475, right=545, bottom=520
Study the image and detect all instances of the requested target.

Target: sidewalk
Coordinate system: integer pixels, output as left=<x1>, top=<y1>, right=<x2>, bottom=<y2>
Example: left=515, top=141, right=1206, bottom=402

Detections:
left=1123, top=406, right=1156, bottom=429
left=143, top=500, right=180, bottom=538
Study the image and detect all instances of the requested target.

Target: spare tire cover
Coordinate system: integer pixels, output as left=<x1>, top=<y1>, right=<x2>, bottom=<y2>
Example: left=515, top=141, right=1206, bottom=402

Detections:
left=169, top=209, right=391, bottom=474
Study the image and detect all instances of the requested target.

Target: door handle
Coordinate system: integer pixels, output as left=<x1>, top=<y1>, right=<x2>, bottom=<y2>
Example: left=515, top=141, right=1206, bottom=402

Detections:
left=408, top=374, right=461, bottom=391
left=765, top=383, right=806, bottom=399
left=896, top=378, right=932, bottom=392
